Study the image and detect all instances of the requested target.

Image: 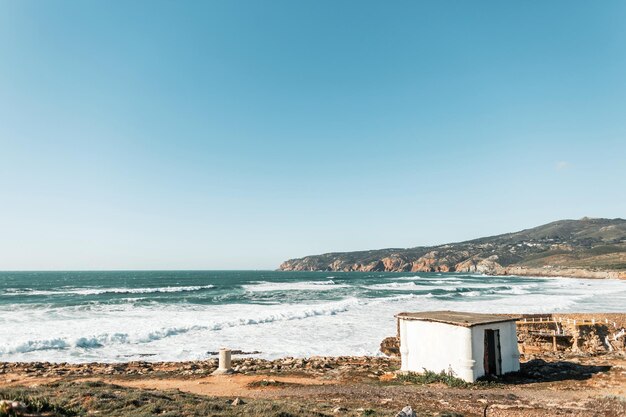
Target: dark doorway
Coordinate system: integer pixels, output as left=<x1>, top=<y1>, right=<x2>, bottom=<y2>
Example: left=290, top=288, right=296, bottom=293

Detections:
left=484, top=329, right=501, bottom=375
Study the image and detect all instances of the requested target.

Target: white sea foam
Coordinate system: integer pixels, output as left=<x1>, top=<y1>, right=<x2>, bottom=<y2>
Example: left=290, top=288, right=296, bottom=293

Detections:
left=364, top=282, right=514, bottom=294
left=242, top=280, right=349, bottom=292
left=394, top=276, right=423, bottom=280
left=0, top=298, right=362, bottom=357
left=363, top=282, right=425, bottom=290
left=7, top=338, right=70, bottom=354
left=496, top=283, right=539, bottom=295
left=2, top=285, right=215, bottom=296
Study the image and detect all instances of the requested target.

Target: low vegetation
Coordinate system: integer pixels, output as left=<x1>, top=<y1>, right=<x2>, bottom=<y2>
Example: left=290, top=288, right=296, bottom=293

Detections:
left=0, top=381, right=382, bottom=417
left=0, top=389, right=79, bottom=416
left=395, top=370, right=500, bottom=388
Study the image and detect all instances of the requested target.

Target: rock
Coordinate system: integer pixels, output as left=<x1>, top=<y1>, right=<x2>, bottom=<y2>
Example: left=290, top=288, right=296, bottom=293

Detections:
left=333, top=406, right=348, bottom=413
left=380, top=337, right=400, bottom=356
left=231, top=397, right=245, bottom=406
left=381, top=255, right=412, bottom=272
left=395, top=406, right=416, bottom=417
left=0, top=400, right=28, bottom=414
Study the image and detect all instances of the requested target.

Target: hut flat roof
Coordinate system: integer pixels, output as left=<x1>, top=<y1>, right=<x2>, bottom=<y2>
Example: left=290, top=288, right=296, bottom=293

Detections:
left=395, top=310, right=520, bottom=327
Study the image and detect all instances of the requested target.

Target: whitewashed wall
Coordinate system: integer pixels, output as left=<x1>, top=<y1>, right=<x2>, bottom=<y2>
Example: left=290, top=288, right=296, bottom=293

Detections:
left=399, top=320, right=474, bottom=381
left=469, top=321, right=520, bottom=381
left=398, top=319, right=520, bottom=382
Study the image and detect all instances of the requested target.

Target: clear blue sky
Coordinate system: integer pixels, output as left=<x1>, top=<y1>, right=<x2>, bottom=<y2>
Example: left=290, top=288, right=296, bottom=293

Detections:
left=1, top=1, right=625, bottom=270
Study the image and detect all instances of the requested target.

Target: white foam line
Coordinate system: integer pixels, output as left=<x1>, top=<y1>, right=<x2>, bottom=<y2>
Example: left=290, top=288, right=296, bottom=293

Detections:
left=242, top=280, right=349, bottom=292
left=2, top=285, right=216, bottom=296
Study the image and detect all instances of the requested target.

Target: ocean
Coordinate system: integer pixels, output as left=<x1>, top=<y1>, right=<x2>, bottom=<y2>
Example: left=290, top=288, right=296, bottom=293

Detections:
left=1, top=270, right=625, bottom=363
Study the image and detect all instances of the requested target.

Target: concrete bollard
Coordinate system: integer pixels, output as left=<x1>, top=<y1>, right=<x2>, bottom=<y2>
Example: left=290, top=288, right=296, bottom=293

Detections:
left=212, top=348, right=234, bottom=375
left=220, top=348, right=232, bottom=370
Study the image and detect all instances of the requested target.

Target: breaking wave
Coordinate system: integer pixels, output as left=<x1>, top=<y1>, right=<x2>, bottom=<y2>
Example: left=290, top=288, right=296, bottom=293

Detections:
left=364, top=282, right=426, bottom=290
left=242, top=280, right=349, bottom=292
left=0, top=298, right=361, bottom=355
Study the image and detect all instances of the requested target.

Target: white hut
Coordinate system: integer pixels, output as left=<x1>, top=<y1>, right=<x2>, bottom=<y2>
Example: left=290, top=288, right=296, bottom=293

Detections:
left=395, top=311, right=520, bottom=382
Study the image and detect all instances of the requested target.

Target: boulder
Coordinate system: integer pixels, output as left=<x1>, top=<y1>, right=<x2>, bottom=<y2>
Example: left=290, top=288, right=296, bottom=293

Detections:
left=380, top=337, right=400, bottom=356
left=231, top=397, right=245, bottom=406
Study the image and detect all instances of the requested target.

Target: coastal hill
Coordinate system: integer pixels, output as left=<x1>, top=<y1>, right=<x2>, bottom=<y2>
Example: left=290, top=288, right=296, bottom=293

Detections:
left=279, top=218, right=626, bottom=279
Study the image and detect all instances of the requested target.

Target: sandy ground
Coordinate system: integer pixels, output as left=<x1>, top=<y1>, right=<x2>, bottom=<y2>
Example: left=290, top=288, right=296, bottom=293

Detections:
left=104, top=374, right=330, bottom=398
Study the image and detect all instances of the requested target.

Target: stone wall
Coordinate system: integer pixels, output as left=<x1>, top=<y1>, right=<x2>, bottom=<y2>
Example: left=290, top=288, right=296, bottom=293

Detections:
left=516, top=313, right=626, bottom=355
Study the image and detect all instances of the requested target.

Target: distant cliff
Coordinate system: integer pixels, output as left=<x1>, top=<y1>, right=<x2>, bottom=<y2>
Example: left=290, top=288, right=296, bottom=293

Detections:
left=279, top=218, right=626, bottom=279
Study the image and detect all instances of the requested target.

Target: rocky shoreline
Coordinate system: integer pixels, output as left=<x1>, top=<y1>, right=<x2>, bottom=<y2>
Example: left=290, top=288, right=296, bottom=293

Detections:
left=0, top=356, right=397, bottom=380
left=281, top=263, right=625, bottom=280
left=485, top=266, right=625, bottom=280
left=2, top=351, right=625, bottom=385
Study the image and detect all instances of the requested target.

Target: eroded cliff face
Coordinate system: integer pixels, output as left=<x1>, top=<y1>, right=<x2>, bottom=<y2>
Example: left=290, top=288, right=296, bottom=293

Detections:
left=279, top=218, right=626, bottom=279
left=280, top=253, right=508, bottom=274
left=280, top=255, right=626, bottom=278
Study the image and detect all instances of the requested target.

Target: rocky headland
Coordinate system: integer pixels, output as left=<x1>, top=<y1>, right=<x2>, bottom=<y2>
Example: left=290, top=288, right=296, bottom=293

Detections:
left=279, top=218, right=626, bottom=279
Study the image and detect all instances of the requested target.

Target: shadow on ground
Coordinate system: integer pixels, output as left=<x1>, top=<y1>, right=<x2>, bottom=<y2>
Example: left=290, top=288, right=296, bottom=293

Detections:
left=493, top=359, right=611, bottom=384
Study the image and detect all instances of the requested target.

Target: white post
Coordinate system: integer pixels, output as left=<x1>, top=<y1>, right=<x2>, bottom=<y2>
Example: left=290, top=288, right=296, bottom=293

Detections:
left=220, top=348, right=232, bottom=370
left=606, top=336, right=614, bottom=352
left=212, top=348, right=233, bottom=375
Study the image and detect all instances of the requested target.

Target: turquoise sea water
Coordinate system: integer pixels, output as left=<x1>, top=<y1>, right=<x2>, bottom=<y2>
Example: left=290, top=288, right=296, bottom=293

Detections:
left=1, top=270, right=625, bottom=362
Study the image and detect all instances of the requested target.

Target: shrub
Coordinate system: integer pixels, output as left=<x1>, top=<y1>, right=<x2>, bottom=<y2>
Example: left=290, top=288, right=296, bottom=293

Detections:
left=395, top=369, right=499, bottom=388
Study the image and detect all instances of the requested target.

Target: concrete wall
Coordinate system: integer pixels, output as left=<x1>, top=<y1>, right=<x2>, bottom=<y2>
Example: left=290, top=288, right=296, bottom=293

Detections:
left=399, top=319, right=520, bottom=382
left=399, top=320, right=474, bottom=381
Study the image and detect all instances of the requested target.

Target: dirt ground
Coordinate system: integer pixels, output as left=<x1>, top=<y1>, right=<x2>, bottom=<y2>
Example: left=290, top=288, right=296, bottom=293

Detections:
left=1, top=353, right=625, bottom=416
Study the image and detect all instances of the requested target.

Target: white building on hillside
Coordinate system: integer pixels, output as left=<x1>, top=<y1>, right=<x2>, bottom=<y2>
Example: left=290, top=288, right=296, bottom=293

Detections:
left=395, top=311, right=520, bottom=382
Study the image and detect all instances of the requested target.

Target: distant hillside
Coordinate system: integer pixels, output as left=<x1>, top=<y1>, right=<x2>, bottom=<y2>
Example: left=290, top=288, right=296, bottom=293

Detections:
left=279, top=218, right=626, bottom=279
